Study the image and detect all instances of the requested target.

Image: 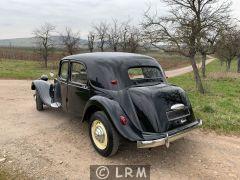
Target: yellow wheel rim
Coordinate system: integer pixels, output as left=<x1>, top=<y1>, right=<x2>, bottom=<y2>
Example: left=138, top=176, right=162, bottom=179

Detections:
left=91, top=120, right=108, bottom=150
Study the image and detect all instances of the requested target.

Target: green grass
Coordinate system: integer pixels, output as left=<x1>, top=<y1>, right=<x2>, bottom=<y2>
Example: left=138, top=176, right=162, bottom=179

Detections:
left=169, top=60, right=240, bottom=135
left=0, top=59, right=58, bottom=79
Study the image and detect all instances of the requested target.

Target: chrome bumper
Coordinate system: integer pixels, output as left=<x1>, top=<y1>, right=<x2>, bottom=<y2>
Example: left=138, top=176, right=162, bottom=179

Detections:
left=137, top=119, right=202, bottom=148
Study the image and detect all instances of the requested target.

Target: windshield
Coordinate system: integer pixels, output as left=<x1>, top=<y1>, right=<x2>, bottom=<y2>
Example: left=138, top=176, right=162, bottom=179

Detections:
left=128, top=66, right=164, bottom=85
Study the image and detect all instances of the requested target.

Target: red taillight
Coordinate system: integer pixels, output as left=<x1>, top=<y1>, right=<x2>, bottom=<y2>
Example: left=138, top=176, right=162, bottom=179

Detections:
left=111, top=80, right=118, bottom=85
left=120, top=116, right=127, bottom=125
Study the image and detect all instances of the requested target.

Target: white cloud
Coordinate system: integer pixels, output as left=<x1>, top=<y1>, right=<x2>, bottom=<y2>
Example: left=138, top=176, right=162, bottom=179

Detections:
left=0, top=0, right=161, bottom=39
left=0, top=0, right=239, bottom=39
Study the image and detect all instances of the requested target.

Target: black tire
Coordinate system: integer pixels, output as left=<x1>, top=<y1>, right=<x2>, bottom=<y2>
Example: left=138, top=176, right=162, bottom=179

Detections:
left=36, top=91, right=44, bottom=111
left=89, top=111, right=120, bottom=157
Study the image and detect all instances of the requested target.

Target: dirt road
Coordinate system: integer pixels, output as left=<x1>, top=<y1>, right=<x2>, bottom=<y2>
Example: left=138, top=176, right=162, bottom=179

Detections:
left=0, top=79, right=240, bottom=179
left=165, top=57, right=215, bottom=77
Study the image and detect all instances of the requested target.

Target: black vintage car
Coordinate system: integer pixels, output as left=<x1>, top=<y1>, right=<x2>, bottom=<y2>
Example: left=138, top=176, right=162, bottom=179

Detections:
left=31, top=52, right=202, bottom=157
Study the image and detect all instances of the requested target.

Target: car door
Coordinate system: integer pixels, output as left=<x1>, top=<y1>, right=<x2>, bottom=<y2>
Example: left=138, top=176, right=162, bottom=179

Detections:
left=67, top=61, right=90, bottom=116
left=58, top=60, right=69, bottom=112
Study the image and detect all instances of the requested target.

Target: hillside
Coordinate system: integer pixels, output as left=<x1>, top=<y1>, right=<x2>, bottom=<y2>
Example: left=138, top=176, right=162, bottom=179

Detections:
left=0, top=36, right=88, bottom=48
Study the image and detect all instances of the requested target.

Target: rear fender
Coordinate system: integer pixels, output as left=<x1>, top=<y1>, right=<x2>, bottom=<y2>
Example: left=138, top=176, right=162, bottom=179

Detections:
left=82, top=96, right=143, bottom=141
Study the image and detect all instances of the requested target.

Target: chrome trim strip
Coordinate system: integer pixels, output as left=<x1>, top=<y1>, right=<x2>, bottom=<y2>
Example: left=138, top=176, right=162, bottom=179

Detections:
left=137, top=119, right=202, bottom=148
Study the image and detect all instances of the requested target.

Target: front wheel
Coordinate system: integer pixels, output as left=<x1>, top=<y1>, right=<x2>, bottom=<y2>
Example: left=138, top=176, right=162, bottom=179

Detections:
left=89, top=111, right=120, bottom=157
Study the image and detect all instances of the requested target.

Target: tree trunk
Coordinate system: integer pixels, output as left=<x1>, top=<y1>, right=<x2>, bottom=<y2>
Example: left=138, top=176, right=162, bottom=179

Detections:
left=237, top=55, right=240, bottom=73
left=100, top=43, right=104, bottom=52
left=44, top=57, right=47, bottom=68
left=43, top=53, right=48, bottom=68
left=43, top=46, right=48, bottom=68
left=226, top=60, right=231, bottom=72
left=201, top=53, right=207, bottom=78
left=190, top=55, right=205, bottom=94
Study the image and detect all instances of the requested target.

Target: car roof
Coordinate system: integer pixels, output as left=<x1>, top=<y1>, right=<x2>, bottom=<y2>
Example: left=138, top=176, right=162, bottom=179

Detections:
left=62, top=52, right=158, bottom=66
left=62, top=52, right=163, bottom=90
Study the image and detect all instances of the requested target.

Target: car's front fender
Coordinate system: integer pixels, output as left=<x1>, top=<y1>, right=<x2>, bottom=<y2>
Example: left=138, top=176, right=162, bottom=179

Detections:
left=82, top=96, right=143, bottom=141
left=31, top=80, right=52, bottom=106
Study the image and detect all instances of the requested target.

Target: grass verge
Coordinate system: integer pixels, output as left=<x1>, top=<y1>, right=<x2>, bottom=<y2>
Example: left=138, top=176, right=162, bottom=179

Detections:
left=0, top=59, right=58, bottom=79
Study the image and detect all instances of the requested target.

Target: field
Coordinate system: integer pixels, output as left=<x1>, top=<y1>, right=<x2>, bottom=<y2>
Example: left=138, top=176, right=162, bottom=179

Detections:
left=0, top=50, right=200, bottom=80
left=169, top=60, right=240, bottom=134
left=0, top=59, right=58, bottom=79
left=0, top=47, right=200, bottom=71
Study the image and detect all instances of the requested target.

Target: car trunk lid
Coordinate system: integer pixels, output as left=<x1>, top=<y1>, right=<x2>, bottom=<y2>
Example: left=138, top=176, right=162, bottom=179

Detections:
left=127, top=83, right=190, bottom=133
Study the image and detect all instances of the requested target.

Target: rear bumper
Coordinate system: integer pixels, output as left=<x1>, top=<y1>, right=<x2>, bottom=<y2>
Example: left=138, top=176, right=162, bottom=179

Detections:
left=137, top=119, right=202, bottom=148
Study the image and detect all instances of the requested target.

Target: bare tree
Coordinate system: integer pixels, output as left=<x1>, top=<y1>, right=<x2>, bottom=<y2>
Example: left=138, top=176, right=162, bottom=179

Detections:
left=128, top=27, right=142, bottom=53
left=88, top=32, right=95, bottom=53
left=143, top=0, right=232, bottom=94
left=108, top=19, right=122, bottom=52
left=120, top=22, right=130, bottom=52
left=93, top=22, right=108, bottom=52
left=196, top=0, right=231, bottom=78
left=215, top=27, right=240, bottom=71
left=33, top=23, right=55, bottom=68
left=143, top=9, right=204, bottom=93
left=91, top=18, right=142, bottom=53
left=236, top=20, right=240, bottom=73
left=119, top=21, right=142, bottom=53
left=60, top=27, right=80, bottom=55
left=198, top=28, right=221, bottom=77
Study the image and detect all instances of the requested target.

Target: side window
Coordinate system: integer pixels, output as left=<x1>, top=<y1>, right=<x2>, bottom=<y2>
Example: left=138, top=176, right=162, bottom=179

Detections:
left=71, top=62, right=87, bottom=84
left=60, top=62, right=68, bottom=80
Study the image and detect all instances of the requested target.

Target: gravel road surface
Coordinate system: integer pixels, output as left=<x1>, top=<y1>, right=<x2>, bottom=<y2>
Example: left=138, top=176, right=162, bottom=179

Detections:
left=0, top=80, right=239, bottom=179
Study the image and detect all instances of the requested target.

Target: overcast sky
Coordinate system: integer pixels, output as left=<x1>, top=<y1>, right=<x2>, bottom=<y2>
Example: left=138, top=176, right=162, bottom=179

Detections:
left=0, top=0, right=239, bottom=39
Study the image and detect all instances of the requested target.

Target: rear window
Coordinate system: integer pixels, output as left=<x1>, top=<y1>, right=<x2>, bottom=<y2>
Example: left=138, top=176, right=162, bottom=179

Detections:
left=128, top=67, right=162, bottom=80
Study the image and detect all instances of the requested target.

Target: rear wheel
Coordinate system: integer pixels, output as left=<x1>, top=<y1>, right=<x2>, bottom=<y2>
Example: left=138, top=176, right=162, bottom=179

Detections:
left=36, top=91, right=43, bottom=111
left=89, top=111, right=119, bottom=157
